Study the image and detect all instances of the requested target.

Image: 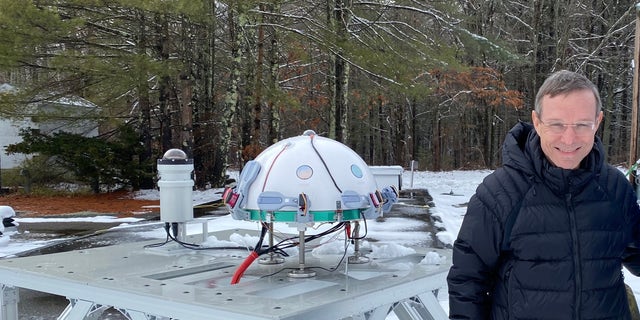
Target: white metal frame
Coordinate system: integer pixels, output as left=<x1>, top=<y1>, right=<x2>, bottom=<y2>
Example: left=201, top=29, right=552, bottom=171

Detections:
left=0, top=230, right=450, bottom=320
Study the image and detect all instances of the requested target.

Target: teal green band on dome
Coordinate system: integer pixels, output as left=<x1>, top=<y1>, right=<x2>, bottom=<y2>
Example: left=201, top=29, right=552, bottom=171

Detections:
left=247, top=209, right=363, bottom=222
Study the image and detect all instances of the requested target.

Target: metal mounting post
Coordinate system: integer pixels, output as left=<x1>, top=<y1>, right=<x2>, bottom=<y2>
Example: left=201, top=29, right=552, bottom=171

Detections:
left=348, top=221, right=370, bottom=264
left=259, top=221, right=284, bottom=265
left=288, top=226, right=316, bottom=278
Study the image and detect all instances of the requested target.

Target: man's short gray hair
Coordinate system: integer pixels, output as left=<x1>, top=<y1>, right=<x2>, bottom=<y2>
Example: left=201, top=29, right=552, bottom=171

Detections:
left=534, top=70, right=602, bottom=118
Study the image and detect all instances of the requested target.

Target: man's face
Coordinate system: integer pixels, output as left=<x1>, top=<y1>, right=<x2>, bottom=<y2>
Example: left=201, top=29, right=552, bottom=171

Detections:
left=532, top=89, right=603, bottom=170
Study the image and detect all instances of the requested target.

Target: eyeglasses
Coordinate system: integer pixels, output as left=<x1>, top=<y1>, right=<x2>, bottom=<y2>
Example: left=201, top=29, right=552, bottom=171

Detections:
left=538, top=119, right=596, bottom=135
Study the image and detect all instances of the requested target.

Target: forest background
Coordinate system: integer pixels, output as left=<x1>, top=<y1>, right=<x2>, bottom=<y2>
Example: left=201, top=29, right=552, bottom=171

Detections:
left=0, top=0, right=637, bottom=191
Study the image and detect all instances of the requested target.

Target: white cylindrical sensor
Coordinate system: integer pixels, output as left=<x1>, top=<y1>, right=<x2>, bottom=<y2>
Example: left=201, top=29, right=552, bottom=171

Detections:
left=157, top=149, right=194, bottom=223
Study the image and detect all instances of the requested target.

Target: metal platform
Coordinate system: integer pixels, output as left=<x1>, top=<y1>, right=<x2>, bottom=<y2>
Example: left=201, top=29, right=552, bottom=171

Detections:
left=0, top=228, right=449, bottom=320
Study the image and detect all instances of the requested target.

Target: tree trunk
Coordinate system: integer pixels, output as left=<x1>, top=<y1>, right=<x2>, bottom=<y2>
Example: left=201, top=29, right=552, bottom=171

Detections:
left=267, top=2, right=281, bottom=144
left=333, top=0, right=350, bottom=143
left=252, top=3, right=265, bottom=147
left=214, top=3, right=242, bottom=187
left=135, top=9, right=154, bottom=189
left=193, top=0, right=218, bottom=188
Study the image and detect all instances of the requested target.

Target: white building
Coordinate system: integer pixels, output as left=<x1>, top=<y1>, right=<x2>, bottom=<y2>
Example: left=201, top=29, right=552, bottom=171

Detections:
left=0, top=84, right=100, bottom=169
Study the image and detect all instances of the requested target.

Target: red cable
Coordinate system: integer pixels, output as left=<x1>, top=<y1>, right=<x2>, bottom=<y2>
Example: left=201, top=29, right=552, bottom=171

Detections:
left=261, top=144, right=289, bottom=192
left=230, top=251, right=259, bottom=285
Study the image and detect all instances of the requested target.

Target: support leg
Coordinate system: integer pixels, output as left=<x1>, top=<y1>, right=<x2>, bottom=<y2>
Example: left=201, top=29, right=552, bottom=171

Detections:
left=122, top=309, right=171, bottom=320
left=0, top=285, right=18, bottom=320
left=348, top=221, right=369, bottom=264
left=390, top=291, right=447, bottom=320
left=57, top=299, right=109, bottom=320
left=363, top=303, right=393, bottom=320
left=416, top=291, right=448, bottom=320
left=288, top=227, right=316, bottom=278
left=259, top=221, right=284, bottom=265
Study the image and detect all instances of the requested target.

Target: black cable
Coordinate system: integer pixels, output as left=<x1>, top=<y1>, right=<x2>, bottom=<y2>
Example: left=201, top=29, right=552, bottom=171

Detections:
left=306, top=231, right=360, bottom=273
left=327, top=234, right=350, bottom=271
left=143, top=235, right=171, bottom=248
left=150, top=220, right=352, bottom=269
left=350, top=213, right=369, bottom=240
left=167, top=232, right=200, bottom=249
left=253, top=223, right=270, bottom=255
left=171, top=222, right=179, bottom=238
left=148, top=222, right=254, bottom=251
left=271, top=222, right=347, bottom=252
left=309, top=134, right=342, bottom=193
left=143, top=223, right=173, bottom=248
left=259, top=267, right=297, bottom=279
left=257, top=223, right=348, bottom=268
left=262, top=238, right=351, bottom=276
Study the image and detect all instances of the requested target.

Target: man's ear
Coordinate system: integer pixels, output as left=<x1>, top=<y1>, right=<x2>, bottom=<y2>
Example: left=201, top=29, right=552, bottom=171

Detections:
left=596, top=111, right=603, bottom=127
left=532, top=110, right=541, bottom=130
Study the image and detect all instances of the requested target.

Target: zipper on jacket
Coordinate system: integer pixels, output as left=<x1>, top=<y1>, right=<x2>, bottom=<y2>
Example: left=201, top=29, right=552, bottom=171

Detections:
left=566, top=193, right=581, bottom=320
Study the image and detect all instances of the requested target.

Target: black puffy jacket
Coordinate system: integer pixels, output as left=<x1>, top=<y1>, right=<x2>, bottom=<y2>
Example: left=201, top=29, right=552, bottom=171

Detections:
left=447, top=122, right=640, bottom=320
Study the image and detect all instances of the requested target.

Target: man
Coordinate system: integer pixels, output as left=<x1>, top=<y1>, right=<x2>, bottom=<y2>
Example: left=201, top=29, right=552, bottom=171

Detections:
left=447, top=70, right=640, bottom=319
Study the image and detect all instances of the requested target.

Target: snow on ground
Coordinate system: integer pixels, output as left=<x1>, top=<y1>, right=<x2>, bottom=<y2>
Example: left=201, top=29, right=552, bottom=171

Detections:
left=2, top=169, right=640, bottom=315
